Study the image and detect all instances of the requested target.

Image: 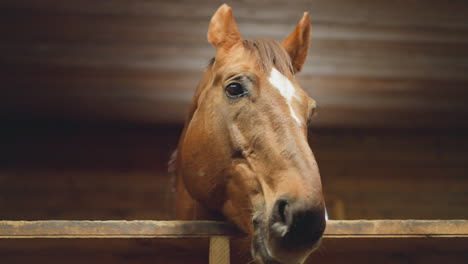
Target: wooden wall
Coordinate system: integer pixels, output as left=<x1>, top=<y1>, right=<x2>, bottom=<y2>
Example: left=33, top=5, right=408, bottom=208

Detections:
left=1, top=123, right=467, bottom=220
left=0, top=0, right=467, bottom=221
left=1, top=0, right=468, bottom=130
left=2, top=237, right=466, bottom=264
left=314, top=131, right=468, bottom=219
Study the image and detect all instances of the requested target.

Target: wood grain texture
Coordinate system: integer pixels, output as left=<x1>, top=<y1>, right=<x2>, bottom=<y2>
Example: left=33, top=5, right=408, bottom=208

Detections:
left=0, top=220, right=466, bottom=238
left=0, top=237, right=466, bottom=264
left=0, top=124, right=467, bottom=220
left=0, top=220, right=238, bottom=238
left=0, top=238, right=468, bottom=264
left=1, top=220, right=467, bottom=263
left=1, top=0, right=467, bottom=129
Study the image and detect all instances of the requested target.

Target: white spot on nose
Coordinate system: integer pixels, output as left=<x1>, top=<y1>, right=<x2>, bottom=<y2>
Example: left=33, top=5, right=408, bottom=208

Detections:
left=268, top=68, right=301, bottom=125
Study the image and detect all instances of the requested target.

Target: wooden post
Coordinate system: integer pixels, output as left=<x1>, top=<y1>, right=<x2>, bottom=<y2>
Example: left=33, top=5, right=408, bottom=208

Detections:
left=209, top=236, right=230, bottom=264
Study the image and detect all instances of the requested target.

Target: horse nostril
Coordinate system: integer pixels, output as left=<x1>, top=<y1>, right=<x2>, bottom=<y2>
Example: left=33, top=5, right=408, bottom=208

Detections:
left=277, top=200, right=288, bottom=224
left=270, top=198, right=326, bottom=248
left=253, top=218, right=260, bottom=230
left=284, top=205, right=326, bottom=248
left=271, top=199, right=291, bottom=237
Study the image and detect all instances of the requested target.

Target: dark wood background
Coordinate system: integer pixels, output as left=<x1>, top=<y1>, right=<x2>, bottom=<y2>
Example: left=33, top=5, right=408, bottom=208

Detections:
left=2, top=0, right=468, bottom=129
left=1, top=0, right=467, bottom=222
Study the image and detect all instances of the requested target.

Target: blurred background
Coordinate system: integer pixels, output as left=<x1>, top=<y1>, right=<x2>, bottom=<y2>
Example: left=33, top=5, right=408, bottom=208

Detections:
left=1, top=0, right=467, bottom=223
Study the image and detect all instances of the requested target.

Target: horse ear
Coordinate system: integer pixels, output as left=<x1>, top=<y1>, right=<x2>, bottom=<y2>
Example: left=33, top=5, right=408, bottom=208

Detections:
left=207, top=4, right=242, bottom=50
left=282, top=12, right=311, bottom=73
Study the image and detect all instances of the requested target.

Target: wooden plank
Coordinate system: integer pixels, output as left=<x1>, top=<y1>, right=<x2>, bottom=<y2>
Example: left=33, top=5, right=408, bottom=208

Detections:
left=5, top=67, right=468, bottom=108
left=2, top=15, right=468, bottom=45
left=209, top=236, right=230, bottom=264
left=0, top=220, right=466, bottom=239
left=2, top=66, right=468, bottom=129
left=2, top=41, right=467, bottom=80
left=0, top=237, right=466, bottom=264
left=0, top=238, right=210, bottom=264
left=0, top=221, right=467, bottom=263
left=1, top=0, right=467, bottom=29
left=0, top=221, right=239, bottom=238
left=0, top=238, right=467, bottom=264
left=326, top=220, right=468, bottom=237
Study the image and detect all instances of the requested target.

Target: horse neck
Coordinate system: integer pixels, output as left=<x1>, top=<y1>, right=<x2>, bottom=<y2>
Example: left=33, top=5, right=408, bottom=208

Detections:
left=172, top=70, right=221, bottom=220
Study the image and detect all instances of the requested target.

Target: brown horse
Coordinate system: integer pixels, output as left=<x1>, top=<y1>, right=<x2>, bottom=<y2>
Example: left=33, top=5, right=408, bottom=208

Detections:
left=172, top=4, right=325, bottom=264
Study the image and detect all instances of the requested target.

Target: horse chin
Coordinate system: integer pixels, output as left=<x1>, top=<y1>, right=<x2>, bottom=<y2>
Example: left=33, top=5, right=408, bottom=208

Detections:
left=252, top=229, right=322, bottom=264
left=251, top=232, right=281, bottom=264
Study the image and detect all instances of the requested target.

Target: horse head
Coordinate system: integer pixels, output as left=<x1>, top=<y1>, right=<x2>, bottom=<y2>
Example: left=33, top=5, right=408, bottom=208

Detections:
left=174, top=4, right=325, bottom=263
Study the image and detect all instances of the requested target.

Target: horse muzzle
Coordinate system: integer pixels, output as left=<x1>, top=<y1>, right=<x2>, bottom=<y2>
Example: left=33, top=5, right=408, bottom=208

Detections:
left=252, top=197, right=326, bottom=264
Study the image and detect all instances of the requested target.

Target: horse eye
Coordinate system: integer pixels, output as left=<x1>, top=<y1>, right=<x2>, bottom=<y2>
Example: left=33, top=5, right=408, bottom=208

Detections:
left=225, top=82, right=248, bottom=98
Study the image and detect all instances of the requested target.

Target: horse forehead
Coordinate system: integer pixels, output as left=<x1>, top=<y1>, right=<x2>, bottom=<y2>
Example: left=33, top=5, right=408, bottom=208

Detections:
left=217, top=45, right=251, bottom=66
left=267, top=68, right=302, bottom=125
left=268, top=68, right=297, bottom=99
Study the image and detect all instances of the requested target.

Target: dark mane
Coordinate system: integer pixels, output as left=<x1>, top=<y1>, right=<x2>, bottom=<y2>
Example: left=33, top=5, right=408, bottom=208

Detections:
left=242, top=39, right=294, bottom=75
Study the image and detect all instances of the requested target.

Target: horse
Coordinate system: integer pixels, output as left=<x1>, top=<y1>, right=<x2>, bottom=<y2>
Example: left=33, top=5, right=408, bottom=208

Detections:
left=171, top=4, right=326, bottom=264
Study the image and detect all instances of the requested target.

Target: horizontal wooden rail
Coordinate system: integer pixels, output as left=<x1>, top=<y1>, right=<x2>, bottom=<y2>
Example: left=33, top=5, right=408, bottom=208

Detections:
left=0, top=221, right=237, bottom=239
left=0, top=220, right=467, bottom=239
left=326, top=219, right=468, bottom=238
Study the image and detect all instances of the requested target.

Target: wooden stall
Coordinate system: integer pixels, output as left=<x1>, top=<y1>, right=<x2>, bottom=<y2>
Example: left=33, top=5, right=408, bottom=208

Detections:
left=0, top=0, right=467, bottom=263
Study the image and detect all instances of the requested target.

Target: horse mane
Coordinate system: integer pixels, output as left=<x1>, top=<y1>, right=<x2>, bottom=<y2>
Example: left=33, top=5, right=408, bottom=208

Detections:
left=207, top=39, right=294, bottom=75
left=242, top=39, right=294, bottom=75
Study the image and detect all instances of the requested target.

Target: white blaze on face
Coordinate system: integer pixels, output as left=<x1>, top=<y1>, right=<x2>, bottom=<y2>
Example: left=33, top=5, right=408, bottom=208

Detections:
left=268, top=68, right=302, bottom=125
